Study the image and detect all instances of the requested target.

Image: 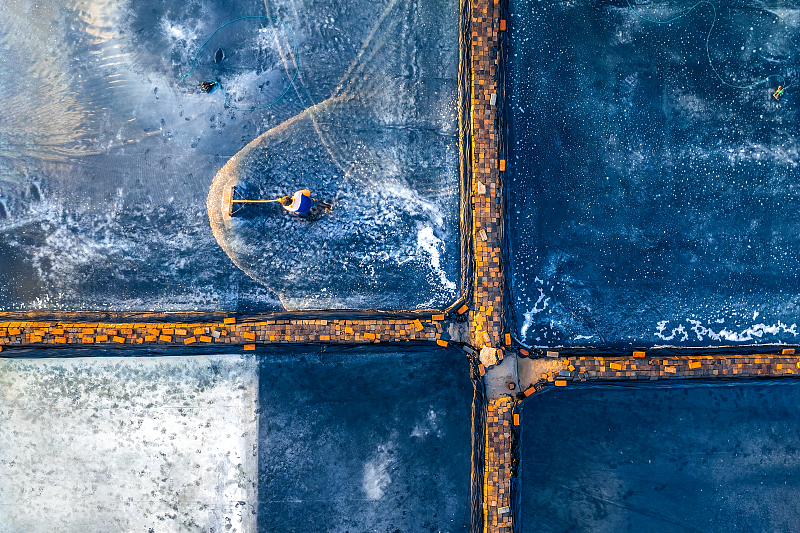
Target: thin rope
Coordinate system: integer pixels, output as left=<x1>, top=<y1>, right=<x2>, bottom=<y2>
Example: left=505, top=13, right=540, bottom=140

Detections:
left=179, top=15, right=299, bottom=111
left=625, top=0, right=789, bottom=90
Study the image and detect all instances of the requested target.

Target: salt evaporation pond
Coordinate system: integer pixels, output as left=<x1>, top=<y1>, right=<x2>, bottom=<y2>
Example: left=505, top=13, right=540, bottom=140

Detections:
left=506, top=0, right=800, bottom=348
left=517, top=381, right=800, bottom=532
left=0, top=345, right=472, bottom=532
left=0, top=0, right=459, bottom=312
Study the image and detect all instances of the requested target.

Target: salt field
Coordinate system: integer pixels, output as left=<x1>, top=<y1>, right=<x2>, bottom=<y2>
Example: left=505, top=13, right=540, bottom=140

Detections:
left=0, top=345, right=472, bottom=532
left=0, top=0, right=460, bottom=312
left=506, top=0, right=800, bottom=348
left=517, top=381, right=800, bottom=532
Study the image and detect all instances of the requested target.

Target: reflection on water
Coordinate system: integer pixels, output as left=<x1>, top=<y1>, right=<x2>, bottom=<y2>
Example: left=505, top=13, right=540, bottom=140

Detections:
left=0, top=0, right=460, bottom=312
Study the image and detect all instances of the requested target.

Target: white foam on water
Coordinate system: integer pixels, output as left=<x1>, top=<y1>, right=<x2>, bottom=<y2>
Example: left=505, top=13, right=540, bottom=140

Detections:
left=416, top=226, right=456, bottom=294
left=160, top=18, right=200, bottom=45
left=520, top=287, right=551, bottom=341
left=656, top=318, right=798, bottom=343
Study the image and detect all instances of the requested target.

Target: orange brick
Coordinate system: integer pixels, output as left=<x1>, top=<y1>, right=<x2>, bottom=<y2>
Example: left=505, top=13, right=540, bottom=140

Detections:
left=184, top=337, right=196, bottom=345
left=513, top=413, right=519, bottom=425
left=432, top=314, right=445, bottom=321
left=30, top=335, right=42, bottom=343
left=199, top=336, right=212, bottom=343
left=162, top=328, right=175, bottom=335
left=224, top=317, right=236, bottom=325
left=413, top=319, right=424, bottom=331
left=554, top=380, right=567, bottom=387
left=479, top=364, right=486, bottom=376
left=194, top=328, right=205, bottom=335
left=523, top=386, right=536, bottom=397
left=609, top=362, right=622, bottom=371
left=51, top=328, right=65, bottom=335
left=782, top=348, right=796, bottom=355
left=519, top=348, right=529, bottom=356
left=55, top=336, right=66, bottom=343
left=113, top=336, right=125, bottom=344
left=82, top=328, right=95, bottom=335
left=633, top=351, right=646, bottom=357
left=96, top=335, right=109, bottom=342
left=499, top=159, right=505, bottom=171
left=159, top=335, right=172, bottom=342
left=457, top=304, right=469, bottom=315
left=364, top=332, right=376, bottom=340
left=8, top=329, right=20, bottom=335
left=345, top=327, right=354, bottom=334
left=147, top=328, right=160, bottom=336
left=175, top=329, right=187, bottom=336
left=244, top=344, right=256, bottom=351
left=243, top=332, right=255, bottom=341
left=499, top=19, right=507, bottom=31
left=504, top=333, right=511, bottom=345
left=144, top=335, right=157, bottom=342
left=320, top=335, right=331, bottom=341
left=688, top=361, right=701, bottom=369
left=436, top=339, right=448, bottom=347
left=82, top=337, right=94, bottom=344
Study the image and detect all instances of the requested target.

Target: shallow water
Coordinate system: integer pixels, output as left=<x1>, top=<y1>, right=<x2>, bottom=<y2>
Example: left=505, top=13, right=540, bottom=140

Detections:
left=518, top=381, right=800, bottom=532
left=0, top=0, right=460, bottom=312
left=507, top=0, right=800, bottom=347
left=0, top=345, right=472, bottom=533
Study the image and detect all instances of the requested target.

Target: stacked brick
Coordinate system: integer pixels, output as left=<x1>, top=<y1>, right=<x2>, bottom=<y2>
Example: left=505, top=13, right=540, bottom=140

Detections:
left=0, top=318, right=451, bottom=348
left=470, top=0, right=504, bottom=350
left=532, top=352, right=800, bottom=383
left=484, top=396, right=513, bottom=533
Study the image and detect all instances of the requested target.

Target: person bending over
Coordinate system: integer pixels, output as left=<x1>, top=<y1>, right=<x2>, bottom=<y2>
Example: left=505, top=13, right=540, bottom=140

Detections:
left=280, top=189, right=313, bottom=215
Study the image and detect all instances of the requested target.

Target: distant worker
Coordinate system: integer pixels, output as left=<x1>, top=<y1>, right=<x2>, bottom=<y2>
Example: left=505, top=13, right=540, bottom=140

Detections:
left=774, top=85, right=785, bottom=101
left=281, top=189, right=313, bottom=215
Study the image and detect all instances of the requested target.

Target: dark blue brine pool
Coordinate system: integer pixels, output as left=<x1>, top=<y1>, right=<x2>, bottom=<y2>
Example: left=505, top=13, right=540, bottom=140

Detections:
left=506, top=0, right=800, bottom=348
left=518, top=381, right=800, bottom=533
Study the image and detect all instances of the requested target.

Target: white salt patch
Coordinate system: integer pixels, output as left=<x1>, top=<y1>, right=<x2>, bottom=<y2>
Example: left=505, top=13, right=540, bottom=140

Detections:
left=362, top=443, right=395, bottom=500
left=0, top=356, right=258, bottom=533
left=411, top=409, right=441, bottom=439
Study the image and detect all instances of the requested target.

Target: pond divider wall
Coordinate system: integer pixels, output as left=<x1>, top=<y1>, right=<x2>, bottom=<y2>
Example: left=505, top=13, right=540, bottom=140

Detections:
left=468, top=0, right=505, bottom=353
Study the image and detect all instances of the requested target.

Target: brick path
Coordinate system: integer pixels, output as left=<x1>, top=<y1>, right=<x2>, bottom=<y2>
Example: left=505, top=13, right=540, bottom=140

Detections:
left=484, top=397, right=513, bottom=533
left=523, top=350, right=800, bottom=387
left=469, top=0, right=504, bottom=351
left=0, top=317, right=451, bottom=350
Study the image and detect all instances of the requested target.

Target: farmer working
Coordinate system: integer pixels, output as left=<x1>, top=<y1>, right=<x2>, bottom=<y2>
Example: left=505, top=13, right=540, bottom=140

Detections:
left=280, top=189, right=313, bottom=215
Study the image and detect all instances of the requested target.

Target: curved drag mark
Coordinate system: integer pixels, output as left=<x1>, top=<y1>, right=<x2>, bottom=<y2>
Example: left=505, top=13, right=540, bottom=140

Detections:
left=626, top=0, right=789, bottom=90
left=206, top=0, right=459, bottom=310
